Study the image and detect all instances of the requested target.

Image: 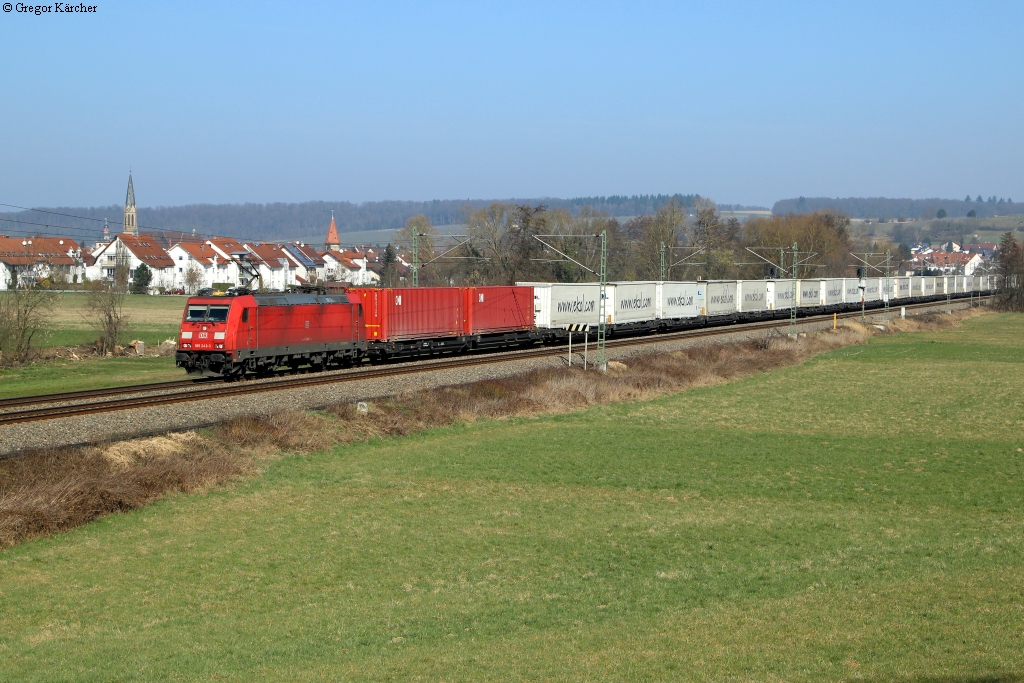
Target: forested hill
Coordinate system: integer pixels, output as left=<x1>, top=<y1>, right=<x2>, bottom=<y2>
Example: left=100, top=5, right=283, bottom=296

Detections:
left=1, top=194, right=704, bottom=243
left=773, top=196, right=1024, bottom=220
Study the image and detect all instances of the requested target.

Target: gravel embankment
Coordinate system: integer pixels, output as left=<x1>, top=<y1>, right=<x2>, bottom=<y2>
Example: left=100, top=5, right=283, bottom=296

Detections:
left=0, top=299, right=983, bottom=455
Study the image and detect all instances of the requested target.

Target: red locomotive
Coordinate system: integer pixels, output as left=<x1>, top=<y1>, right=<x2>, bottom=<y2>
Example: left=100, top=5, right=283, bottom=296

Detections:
left=176, top=285, right=536, bottom=378
left=175, top=291, right=366, bottom=377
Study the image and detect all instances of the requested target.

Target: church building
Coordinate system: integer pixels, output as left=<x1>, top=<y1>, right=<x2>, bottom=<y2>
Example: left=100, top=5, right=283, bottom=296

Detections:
left=123, top=172, right=138, bottom=236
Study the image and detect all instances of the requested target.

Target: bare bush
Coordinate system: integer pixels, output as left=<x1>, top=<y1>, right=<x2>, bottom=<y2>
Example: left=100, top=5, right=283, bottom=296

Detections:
left=86, top=282, right=130, bottom=354
left=995, top=232, right=1024, bottom=311
left=0, top=286, right=57, bottom=365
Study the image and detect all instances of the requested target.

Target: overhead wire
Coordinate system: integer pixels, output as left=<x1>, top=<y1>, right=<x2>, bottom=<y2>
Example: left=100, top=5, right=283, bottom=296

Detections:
left=0, top=202, right=170, bottom=235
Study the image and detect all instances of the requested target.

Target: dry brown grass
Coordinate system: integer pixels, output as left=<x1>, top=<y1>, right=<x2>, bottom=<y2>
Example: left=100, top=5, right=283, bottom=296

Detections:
left=0, top=433, right=250, bottom=548
left=0, top=308, right=982, bottom=549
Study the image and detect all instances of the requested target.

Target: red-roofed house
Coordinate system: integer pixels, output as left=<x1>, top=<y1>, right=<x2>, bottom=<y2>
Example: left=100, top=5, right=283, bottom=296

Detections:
left=168, top=241, right=220, bottom=292
left=282, top=242, right=327, bottom=283
left=964, top=242, right=999, bottom=258
left=168, top=237, right=251, bottom=291
left=319, top=249, right=378, bottom=285
left=0, top=236, right=85, bottom=290
left=912, top=251, right=984, bottom=276
left=85, top=234, right=176, bottom=291
left=243, top=243, right=299, bottom=291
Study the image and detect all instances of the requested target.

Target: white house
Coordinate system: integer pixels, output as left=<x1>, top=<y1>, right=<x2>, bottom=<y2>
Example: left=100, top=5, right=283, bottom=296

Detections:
left=85, top=234, right=176, bottom=291
left=320, top=250, right=378, bottom=285
left=168, top=242, right=219, bottom=291
left=244, top=243, right=300, bottom=291
left=167, top=237, right=250, bottom=291
left=281, top=242, right=327, bottom=284
left=0, top=236, right=85, bottom=290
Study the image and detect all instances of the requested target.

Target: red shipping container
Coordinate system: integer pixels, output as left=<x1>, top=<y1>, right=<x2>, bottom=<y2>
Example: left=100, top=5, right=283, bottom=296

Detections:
left=464, top=286, right=534, bottom=334
left=349, top=287, right=464, bottom=341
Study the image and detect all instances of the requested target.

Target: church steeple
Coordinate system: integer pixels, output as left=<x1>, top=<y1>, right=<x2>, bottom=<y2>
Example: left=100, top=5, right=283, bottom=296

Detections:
left=324, top=210, right=341, bottom=251
left=123, top=172, right=138, bottom=236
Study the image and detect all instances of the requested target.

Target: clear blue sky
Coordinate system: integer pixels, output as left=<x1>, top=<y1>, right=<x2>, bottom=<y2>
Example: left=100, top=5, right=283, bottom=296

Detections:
left=2, top=1, right=1022, bottom=208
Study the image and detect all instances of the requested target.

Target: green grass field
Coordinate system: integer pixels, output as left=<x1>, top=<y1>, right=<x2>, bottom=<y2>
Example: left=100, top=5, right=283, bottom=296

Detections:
left=35, top=292, right=187, bottom=349
left=0, top=292, right=186, bottom=397
left=1, top=314, right=1022, bottom=681
left=0, top=356, right=181, bottom=399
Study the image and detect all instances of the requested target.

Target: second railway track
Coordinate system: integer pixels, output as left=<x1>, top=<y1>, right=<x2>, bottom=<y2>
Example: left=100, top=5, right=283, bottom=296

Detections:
left=0, top=298, right=985, bottom=427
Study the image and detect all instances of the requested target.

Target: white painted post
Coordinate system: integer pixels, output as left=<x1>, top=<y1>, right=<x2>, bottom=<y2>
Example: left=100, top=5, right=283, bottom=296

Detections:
left=568, top=331, right=572, bottom=367
left=584, top=327, right=589, bottom=370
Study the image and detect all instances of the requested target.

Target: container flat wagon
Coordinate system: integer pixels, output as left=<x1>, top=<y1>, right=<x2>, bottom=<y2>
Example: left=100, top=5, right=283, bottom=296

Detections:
left=798, top=279, right=824, bottom=312
left=705, top=281, right=738, bottom=321
left=463, top=285, right=537, bottom=349
left=844, top=278, right=863, bottom=310
left=522, top=282, right=611, bottom=340
left=657, top=281, right=705, bottom=328
left=823, top=278, right=844, bottom=308
left=880, top=277, right=894, bottom=303
left=349, top=287, right=465, bottom=358
left=738, top=280, right=769, bottom=319
left=769, top=279, right=796, bottom=315
left=864, top=278, right=881, bottom=303
left=609, top=281, right=659, bottom=332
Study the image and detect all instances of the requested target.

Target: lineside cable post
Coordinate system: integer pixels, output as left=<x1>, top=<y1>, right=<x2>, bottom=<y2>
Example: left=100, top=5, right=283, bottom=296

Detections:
left=946, top=271, right=952, bottom=313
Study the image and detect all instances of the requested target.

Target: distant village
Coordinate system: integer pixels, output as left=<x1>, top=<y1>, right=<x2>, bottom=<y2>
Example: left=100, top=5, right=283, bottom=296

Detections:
left=0, top=175, right=398, bottom=293
left=0, top=175, right=1000, bottom=293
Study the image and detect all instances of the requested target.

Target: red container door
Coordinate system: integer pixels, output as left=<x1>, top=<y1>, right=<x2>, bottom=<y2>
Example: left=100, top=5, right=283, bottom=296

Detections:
left=467, top=286, right=534, bottom=334
left=386, top=287, right=463, bottom=340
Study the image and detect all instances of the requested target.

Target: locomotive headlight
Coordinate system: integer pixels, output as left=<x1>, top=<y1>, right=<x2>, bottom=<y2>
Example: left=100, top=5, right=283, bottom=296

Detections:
left=182, top=343, right=191, bottom=349
left=181, top=331, right=193, bottom=339
left=215, top=343, right=224, bottom=349
left=214, top=332, right=225, bottom=340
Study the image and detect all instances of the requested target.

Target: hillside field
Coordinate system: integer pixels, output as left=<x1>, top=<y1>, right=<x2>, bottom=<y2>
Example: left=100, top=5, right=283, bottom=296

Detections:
left=0, top=293, right=185, bottom=398
left=1, top=314, right=1022, bottom=681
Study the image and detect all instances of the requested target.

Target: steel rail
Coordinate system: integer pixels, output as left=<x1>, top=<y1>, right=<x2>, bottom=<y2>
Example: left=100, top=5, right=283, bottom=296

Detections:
left=0, top=378, right=211, bottom=410
left=0, top=297, right=988, bottom=426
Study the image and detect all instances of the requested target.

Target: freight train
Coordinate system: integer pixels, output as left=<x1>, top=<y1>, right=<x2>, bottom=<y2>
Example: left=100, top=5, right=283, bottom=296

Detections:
left=175, top=275, right=997, bottom=378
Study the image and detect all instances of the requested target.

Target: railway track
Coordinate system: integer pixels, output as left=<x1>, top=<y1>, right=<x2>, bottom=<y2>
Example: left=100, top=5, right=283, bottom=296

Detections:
left=0, top=378, right=211, bottom=410
left=0, top=297, right=987, bottom=427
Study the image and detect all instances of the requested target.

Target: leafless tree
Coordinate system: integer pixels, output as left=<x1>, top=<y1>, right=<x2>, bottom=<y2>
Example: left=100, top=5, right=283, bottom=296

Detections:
left=87, top=282, right=130, bottom=354
left=184, top=261, right=204, bottom=295
left=466, top=203, right=548, bottom=285
left=113, top=241, right=131, bottom=292
left=0, top=272, right=57, bottom=365
left=995, top=232, right=1023, bottom=311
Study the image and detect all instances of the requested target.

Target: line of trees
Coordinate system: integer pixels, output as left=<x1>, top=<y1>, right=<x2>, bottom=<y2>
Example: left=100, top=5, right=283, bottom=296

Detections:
left=774, top=196, right=1024, bottom=220
left=4, top=194, right=706, bottom=245
left=996, top=232, right=1024, bottom=311
left=387, top=202, right=859, bottom=287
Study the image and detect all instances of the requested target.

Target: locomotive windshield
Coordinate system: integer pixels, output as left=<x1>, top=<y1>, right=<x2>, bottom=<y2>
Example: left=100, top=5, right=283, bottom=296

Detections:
left=208, top=306, right=230, bottom=322
left=186, top=306, right=208, bottom=321
left=186, top=304, right=232, bottom=322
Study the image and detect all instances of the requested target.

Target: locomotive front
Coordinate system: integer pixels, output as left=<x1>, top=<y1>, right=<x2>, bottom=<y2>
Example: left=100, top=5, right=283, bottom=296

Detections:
left=175, top=295, right=251, bottom=377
